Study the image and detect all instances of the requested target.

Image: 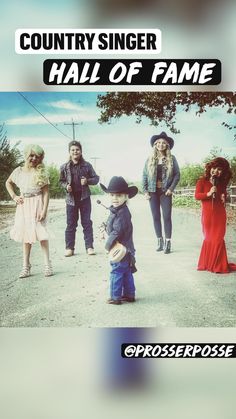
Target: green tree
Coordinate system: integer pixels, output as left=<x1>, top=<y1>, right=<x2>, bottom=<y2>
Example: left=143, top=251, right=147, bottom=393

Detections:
left=47, top=165, right=65, bottom=198
left=0, top=124, right=23, bottom=200
left=178, top=149, right=236, bottom=187
left=90, top=185, right=104, bottom=195
left=178, top=164, right=204, bottom=187
left=97, top=92, right=236, bottom=135
left=229, top=157, right=236, bottom=184
left=202, top=147, right=236, bottom=184
left=203, top=146, right=229, bottom=164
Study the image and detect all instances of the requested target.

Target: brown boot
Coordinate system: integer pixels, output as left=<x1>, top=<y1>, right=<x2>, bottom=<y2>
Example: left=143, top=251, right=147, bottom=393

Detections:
left=121, top=296, right=136, bottom=303
left=107, top=298, right=122, bottom=305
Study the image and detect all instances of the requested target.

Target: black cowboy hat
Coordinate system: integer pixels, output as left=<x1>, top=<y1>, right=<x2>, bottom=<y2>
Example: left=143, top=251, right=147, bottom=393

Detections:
left=100, top=176, right=138, bottom=199
left=150, top=132, right=174, bottom=149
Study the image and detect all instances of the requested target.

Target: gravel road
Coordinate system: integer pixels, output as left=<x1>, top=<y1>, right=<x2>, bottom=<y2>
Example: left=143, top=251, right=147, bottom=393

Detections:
left=0, top=195, right=236, bottom=327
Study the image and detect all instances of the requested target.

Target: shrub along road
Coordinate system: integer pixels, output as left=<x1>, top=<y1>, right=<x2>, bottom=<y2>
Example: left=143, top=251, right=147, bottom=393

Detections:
left=0, top=195, right=236, bottom=327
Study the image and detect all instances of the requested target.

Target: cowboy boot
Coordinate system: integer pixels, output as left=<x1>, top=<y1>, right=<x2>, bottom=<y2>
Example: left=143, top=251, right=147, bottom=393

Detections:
left=156, top=237, right=164, bottom=252
left=164, top=239, right=171, bottom=254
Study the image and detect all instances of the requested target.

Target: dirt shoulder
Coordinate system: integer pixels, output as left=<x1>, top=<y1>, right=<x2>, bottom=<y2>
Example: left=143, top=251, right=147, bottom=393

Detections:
left=0, top=196, right=236, bottom=327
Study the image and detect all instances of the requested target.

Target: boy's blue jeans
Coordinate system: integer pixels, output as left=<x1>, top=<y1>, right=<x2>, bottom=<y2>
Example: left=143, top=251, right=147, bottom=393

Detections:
left=65, top=196, right=93, bottom=250
left=110, top=256, right=135, bottom=301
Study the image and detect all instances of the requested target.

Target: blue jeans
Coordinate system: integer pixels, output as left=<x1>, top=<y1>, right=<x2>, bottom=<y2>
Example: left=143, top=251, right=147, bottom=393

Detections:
left=65, top=196, right=93, bottom=250
left=110, top=257, right=135, bottom=301
left=149, top=190, right=172, bottom=239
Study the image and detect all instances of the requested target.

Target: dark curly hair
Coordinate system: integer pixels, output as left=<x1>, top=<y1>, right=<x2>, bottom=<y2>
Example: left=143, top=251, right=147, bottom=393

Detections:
left=204, top=157, right=232, bottom=186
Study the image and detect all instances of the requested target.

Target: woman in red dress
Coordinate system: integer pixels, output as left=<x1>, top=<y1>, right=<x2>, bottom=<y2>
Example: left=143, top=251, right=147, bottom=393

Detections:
left=195, top=157, right=236, bottom=273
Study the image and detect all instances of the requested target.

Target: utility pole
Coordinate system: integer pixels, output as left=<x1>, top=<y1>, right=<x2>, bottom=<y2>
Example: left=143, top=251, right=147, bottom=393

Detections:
left=90, top=157, right=101, bottom=171
left=64, top=118, right=82, bottom=140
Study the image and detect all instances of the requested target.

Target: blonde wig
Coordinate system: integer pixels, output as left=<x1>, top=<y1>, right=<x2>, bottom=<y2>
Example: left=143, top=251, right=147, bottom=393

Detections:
left=24, top=144, right=48, bottom=187
left=147, top=141, right=173, bottom=178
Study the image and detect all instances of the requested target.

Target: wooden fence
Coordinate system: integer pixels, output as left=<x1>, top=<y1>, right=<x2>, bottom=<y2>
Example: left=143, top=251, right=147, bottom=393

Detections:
left=175, top=188, right=195, bottom=197
left=175, top=185, right=236, bottom=209
left=230, top=186, right=236, bottom=208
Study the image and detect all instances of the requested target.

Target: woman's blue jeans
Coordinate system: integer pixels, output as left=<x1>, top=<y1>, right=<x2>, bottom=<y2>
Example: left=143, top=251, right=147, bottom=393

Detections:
left=149, top=190, right=172, bottom=239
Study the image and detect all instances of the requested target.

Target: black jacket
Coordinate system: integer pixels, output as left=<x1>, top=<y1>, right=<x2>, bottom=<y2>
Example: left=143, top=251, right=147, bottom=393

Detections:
left=105, top=203, right=135, bottom=256
left=59, top=158, right=99, bottom=205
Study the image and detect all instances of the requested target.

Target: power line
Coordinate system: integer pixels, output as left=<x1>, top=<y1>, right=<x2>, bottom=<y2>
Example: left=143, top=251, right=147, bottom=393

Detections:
left=17, top=92, right=73, bottom=141
left=38, top=92, right=67, bottom=126
left=64, top=118, right=82, bottom=140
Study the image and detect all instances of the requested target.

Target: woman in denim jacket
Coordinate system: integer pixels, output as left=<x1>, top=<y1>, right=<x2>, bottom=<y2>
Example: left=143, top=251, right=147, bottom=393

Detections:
left=142, top=132, right=180, bottom=254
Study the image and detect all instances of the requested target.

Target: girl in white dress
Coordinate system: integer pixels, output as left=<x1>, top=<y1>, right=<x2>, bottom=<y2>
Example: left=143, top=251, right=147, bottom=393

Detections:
left=5, top=144, right=53, bottom=278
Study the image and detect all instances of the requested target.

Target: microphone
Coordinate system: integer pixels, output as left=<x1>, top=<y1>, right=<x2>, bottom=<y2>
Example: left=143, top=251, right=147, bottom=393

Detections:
left=96, top=199, right=110, bottom=210
left=97, top=199, right=116, bottom=214
left=212, top=176, right=216, bottom=199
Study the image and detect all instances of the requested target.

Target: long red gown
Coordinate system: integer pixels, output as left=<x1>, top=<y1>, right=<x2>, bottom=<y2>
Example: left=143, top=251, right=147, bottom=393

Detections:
left=195, top=178, right=236, bottom=273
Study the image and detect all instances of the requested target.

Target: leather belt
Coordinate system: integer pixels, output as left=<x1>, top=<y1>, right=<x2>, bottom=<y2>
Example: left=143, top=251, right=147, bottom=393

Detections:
left=22, top=192, right=42, bottom=198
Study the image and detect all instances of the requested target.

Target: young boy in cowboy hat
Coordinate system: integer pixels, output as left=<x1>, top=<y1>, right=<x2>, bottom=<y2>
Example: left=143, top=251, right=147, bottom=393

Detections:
left=100, top=176, right=138, bottom=305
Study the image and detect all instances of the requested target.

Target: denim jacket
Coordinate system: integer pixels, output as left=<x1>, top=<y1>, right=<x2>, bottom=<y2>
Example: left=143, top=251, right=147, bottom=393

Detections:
left=59, top=158, right=99, bottom=206
left=142, top=155, right=180, bottom=193
left=105, top=203, right=135, bottom=256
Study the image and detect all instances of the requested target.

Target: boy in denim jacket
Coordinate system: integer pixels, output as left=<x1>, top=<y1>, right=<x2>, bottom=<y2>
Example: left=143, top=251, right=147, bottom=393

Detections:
left=100, top=176, right=138, bottom=305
